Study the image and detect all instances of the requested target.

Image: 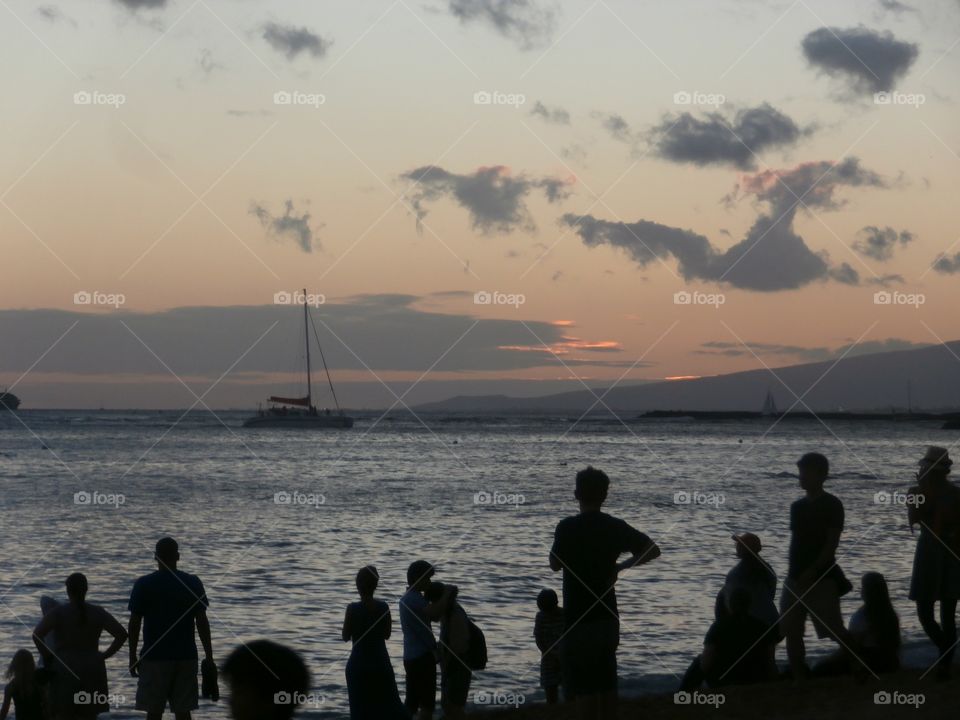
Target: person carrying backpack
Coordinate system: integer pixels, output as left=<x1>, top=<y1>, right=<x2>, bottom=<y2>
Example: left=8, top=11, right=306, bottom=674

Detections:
left=425, top=583, right=482, bottom=720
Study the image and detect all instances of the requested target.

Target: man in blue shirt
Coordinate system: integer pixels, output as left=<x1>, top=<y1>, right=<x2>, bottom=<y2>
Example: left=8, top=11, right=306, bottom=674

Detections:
left=128, top=537, right=214, bottom=720
left=399, top=560, right=451, bottom=720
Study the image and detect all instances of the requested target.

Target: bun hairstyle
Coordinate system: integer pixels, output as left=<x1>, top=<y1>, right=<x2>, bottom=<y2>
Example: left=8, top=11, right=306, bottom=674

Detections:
left=66, top=573, right=89, bottom=625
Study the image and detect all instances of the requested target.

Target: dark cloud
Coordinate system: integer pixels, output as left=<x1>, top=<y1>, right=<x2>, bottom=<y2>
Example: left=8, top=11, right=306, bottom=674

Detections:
left=560, top=158, right=889, bottom=291
left=448, top=0, right=555, bottom=50
left=37, top=5, right=75, bottom=24
left=400, top=165, right=572, bottom=234
left=249, top=200, right=320, bottom=252
left=933, top=252, right=960, bottom=274
left=698, top=338, right=930, bottom=361
left=595, top=113, right=633, bottom=143
left=647, top=104, right=809, bottom=170
left=877, top=0, right=918, bottom=15
left=530, top=101, right=570, bottom=125
left=853, top=226, right=914, bottom=261
left=801, top=26, right=919, bottom=94
left=115, top=0, right=166, bottom=8
left=262, top=22, right=331, bottom=61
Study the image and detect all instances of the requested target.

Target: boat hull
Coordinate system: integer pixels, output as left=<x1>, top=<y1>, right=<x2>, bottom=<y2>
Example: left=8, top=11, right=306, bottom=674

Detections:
left=0, top=393, right=20, bottom=411
left=242, top=414, right=354, bottom=429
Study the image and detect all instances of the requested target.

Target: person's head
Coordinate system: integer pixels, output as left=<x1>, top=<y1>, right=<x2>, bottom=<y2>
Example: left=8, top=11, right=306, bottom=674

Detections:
left=575, top=466, right=609, bottom=509
left=797, top=452, right=829, bottom=493
left=918, top=446, right=952, bottom=483
left=65, top=573, right=87, bottom=602
left=424, top=581, right=445, bottom=604
left=6, top=649, right=35, bottom=688
left=355, top=566, right=379, bottom=599
left=861, top=571, right=891, bottom=606
left=406, top=560, right=435, bottom=591
left=731, top=532, right=762, bottom=560
left=726, top=587, right=751, bottom=617
left=155, top=537, right=180, bottom=570
left=222, top=640, right=311, bottom=720
left=537, top=589, right=559, bottom=613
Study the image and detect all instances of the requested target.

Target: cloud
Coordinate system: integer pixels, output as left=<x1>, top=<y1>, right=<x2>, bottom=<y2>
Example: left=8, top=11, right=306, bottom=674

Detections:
left=560, top=158, right=889, bottom=291
left=400, top=165, right=573, bottom=234
left=595, top=113, right=634, bottom=143
left=697, top=338, right=930, bottom=361
left=249, top=200, right=320, bottom=252
left=114, top=0, right=167, bottom=9
left=198, top=49, right=222, bottom=75
left=447, top=0, right=555, bottom=49
left=801, top=26, right=919, bottom=94
left=853, top=226, right=914, bottom=261
left=933, top=252, right=960, bottom=274
left=530, top=101, right=570, bottom=125
left=876, top=0, right=917, bottom=16
left=262, top=22, right=332, bottom=61
left=36, top=5, right=76, bottom=24
left=647, top=104, right=809, bottom=170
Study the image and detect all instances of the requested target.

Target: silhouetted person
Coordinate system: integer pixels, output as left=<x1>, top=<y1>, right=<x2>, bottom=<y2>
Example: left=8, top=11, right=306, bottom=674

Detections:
left=1, top=650, right=43, bottom=720
left=341, top=566, right=408, bottom=719
left=907, top=446, right=960, bottom=679
left=424, top=583, right=470, bottom=720
left=680, top=587, right=777, bottom=691
left=534, top=589, right=565, bottom=704
left=221, top=641, right=309, bottom=720
left=813, top=572, right=901, bottom=677
left=398, top=561, right=451, bottom=720
left=549, top=466, right=661, bottom=720
left=128, top=538, right=214, bottom=720
left=33, top=573, right=127, bottom=720
left=717, top=533, right=778, bottom=630
left=779, top=453, right=856, bottom=682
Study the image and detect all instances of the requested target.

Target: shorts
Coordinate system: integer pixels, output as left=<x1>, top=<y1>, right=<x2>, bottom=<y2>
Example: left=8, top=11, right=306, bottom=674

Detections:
left=561, top=617, right=619, bottom=696
left=441, top=661, right=472, bottom=708
left=779, top=576, right=845, bottom=640
left=403, top=653, right=437, bottom=714
left=135, top=659, right=199, bottom=713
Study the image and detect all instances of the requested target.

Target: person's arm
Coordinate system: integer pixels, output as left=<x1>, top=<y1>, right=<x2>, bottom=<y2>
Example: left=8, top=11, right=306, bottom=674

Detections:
left=534, top=615, right=547, bottom=652
left=32, top=611, right=55, bottom=665
left=616, top=529, right=661, bottom=575
left=907, top=484, right=922, bottom=530
left=341, top=606, right=352, bottom=643
left=798, top=527, right=841, bottom=586
left=382, top=607, right=392, bottom=640
left=128, top=613, right=142, bottom=676
left=549, top=522, right=564, bottom=572
left=0, top=683, right=12, bottom=720
left=196, top=608, right=213, bottom=662
left=100, top=609, right=128, bottom=661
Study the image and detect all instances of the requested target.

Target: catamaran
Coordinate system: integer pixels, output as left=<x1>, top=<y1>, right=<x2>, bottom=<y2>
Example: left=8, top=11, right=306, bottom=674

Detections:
left=242, top=291, right=354, bottom=429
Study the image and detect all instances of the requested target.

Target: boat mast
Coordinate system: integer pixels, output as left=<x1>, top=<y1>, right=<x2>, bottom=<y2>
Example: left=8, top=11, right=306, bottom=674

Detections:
left=303, top=289, right=313, bottom=409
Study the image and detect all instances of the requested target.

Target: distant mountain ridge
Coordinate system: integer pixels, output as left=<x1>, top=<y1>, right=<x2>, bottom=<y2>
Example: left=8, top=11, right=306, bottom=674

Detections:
left=416, top=341, right=960, bottom=414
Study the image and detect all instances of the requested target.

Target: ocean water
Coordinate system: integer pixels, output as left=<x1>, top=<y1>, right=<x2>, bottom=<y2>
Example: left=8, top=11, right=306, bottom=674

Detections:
left=0, top=410, right=956, bottom=718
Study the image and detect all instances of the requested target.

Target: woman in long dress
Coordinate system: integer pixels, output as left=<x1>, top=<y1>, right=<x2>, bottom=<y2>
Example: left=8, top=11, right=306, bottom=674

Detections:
left=342, top=566, right=408, bottom=720
left=907, top=446, right=960, bottom=679
left=32, top=574, right=127, bottom=720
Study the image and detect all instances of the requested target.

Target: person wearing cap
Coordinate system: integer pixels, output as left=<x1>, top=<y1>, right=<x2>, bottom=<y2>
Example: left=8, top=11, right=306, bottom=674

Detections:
left=128, top=537, right=214, bottom=720
left=549, top=466, right=660, bottom=720
left=907, top=446, right=960, bottom=679
left=779, top=452, right=855, bottom=682
left=719, top=533, right=778, bottom=631
left=398, top=561, right=451, bottom=720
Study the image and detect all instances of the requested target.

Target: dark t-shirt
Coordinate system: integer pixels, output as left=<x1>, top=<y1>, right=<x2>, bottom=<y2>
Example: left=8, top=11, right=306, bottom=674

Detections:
left=703, top=613, right=771, bottom=685
left=129, top=569, right=208, bottom=661
left=551, top=511, right=653, bottom=625
left=788, top=492, right=844, bottom=579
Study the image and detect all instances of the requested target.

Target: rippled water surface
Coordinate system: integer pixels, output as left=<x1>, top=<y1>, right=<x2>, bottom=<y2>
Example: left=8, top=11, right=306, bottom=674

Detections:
left=1, top=410, right=955, bottom=718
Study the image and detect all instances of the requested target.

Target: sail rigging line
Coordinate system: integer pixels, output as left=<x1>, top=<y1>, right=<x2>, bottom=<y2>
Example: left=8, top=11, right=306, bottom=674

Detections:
left=307, top=308, right=343, bottom=413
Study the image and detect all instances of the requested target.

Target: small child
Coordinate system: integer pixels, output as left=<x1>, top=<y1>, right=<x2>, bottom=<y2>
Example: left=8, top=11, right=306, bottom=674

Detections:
left=221, top=640, right=310, bottom=720
left=534, top=589, right=565, bottom=704
left=0, top=650, right=43, bottom=720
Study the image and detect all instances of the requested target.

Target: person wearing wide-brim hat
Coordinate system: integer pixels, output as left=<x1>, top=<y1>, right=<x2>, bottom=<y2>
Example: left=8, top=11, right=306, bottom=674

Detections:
left=907, top=446, right=960, bottom=679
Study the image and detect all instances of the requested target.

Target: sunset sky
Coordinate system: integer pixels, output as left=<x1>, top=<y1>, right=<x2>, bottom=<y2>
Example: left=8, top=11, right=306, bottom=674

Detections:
left=1, top=0, right=959, bottom=408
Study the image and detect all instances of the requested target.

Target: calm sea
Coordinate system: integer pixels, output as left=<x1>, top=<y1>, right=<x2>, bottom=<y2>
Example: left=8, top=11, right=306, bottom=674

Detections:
left=0, top=410, right=955, bottom=717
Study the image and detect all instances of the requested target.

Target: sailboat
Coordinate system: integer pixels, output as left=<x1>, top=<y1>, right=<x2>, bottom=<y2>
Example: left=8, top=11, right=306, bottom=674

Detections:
left=242, top=291, right=354, bottom=429
left=760, top=389, right=778, bottom=417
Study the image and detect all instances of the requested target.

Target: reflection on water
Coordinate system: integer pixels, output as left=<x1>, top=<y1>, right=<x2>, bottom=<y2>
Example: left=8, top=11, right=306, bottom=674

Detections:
left=0, top=410, right=951, bottom=718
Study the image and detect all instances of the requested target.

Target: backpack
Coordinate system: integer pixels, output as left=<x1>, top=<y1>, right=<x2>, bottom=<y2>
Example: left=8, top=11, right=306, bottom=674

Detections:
left=465, top=617, right=487, bottom=671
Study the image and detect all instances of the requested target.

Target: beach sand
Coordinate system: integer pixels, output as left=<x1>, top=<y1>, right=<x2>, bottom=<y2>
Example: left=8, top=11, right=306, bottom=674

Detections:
left=474, top=670, right=954, bottom=719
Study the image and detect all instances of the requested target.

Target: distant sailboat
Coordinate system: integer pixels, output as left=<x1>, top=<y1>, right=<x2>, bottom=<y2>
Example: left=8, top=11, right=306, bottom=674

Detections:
left=761, top=389, right=778, bottom=416
left=242, top=291, right=354, bottom=429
